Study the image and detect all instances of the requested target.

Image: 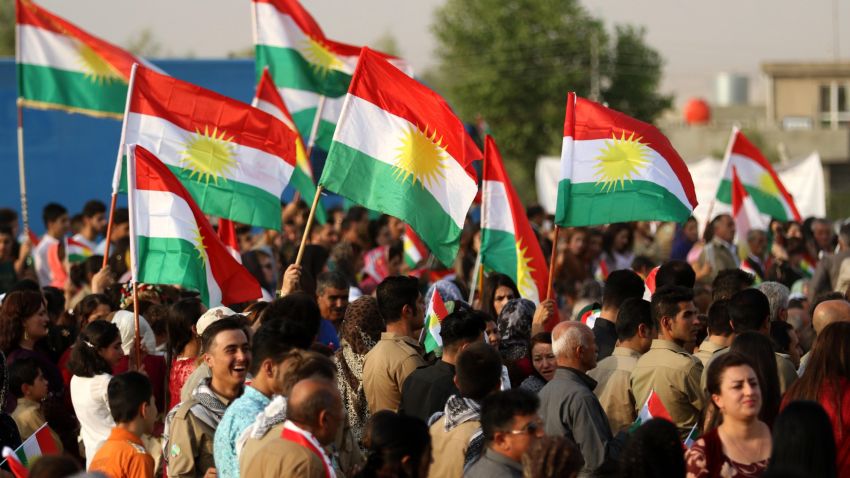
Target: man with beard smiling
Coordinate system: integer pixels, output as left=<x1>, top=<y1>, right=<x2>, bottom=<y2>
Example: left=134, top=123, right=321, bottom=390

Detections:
left=165, top=317, right=251, bottom=478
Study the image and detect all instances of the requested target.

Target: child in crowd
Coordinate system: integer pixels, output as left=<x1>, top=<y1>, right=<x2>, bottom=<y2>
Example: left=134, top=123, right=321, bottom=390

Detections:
left=8, top=357, right=61, bottom=449
left=89, top=371, right=157, bottom=478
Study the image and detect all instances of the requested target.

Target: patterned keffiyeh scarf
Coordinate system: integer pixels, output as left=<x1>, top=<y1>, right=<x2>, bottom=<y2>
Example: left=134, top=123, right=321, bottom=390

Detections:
left=429, top=395, right=485, bottom=472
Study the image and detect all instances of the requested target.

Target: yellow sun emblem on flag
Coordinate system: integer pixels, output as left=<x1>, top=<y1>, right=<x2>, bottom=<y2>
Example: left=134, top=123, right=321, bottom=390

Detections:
left=593, top=131, right=651, bottom=193
left=301, top=37, right=344, bottom=77
left=76, top=44, right=121, bottom=84
left=190, top=227, right=208, bottom=265
left=757, top=172, right=779, bottom=195
left=179, top=126, right=238, bottom=185
left=393, top=124, right=448, bottom=189
left=515, top=238, right=537, bottom=297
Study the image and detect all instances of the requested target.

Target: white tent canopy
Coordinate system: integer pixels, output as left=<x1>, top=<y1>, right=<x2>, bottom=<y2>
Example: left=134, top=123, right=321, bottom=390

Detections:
left=535, top=152, right=826, bottom=224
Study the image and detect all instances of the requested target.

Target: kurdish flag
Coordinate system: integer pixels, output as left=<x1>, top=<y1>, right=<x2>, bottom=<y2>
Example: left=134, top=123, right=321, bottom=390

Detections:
left=127, top=145, right=262, bottom=307
left=731, top=166, right=769, bottom=245
left=122, top=64, right=297, bottom=230
left=3, top=423, right=60, bottom=473
left=251, top=0, right=412, bottom=153
left=253, top=68, right=326, bottom=224
left=403, top=224, right=428, bottom=269
left=66, top=237, right=93, bottom=264
left=481, top=136, right=549, bottom=304
left=423, top=289, right=450, bottom=354
left=555, top=93, right=697, bottom=226
left=16, top=0, right=161, bottom=118
left=217, top=218, right=242, bottom=263
left=631, top=389, right=673, bottom=432
left=715, top=128, right=801, bottom=222
left=320, top=48, right=479, bottom=266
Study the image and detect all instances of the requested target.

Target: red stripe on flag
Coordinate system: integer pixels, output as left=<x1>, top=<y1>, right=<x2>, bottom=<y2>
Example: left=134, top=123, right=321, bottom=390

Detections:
left=432, top=290, right=449, bottom=322
left=562, top=93, right=697, bottom=209
left=132, top=145, right=262, bottom=305
left=347, top=48, right=482, bottom=171
left=648, top=390, right=673, bottom=422
left=731, top=166, right=746, bottom=217
left=730, top=130, right=801, bottom=221
left=16, top=0, right=139, bottom=80
left=404, top=225, right=428, bottom=257
left=483, top=136, right=549, bottom=303
left=26, top=229, right=40, bottom=247
left=129, top=65, right=296, bottom=167
left=33, top=426, right=59, bottom=456
left=256, top=68, right=296, bottom=127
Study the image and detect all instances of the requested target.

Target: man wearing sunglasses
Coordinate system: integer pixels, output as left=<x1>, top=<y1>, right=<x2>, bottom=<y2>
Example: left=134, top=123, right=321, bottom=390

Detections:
left=465, top=389, right=543, bottom=478
left=539, top=321, right=625, bottom=477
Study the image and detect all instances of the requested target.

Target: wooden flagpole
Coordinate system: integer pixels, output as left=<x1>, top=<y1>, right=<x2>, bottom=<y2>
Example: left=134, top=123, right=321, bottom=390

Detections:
left=292, top=185, right=324, bottom=267
left=132, top=282, right=141, bottom=370
left=546, top=226, right=561, bottom=301
left=102, top=63, right=140, bottom=268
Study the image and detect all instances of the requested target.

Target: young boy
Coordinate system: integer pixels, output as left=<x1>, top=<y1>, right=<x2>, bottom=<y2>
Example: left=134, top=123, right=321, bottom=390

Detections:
left=89, top=372, right=157, bottom=478
left=33, top=203, right=69, bottom=287
left=9, top=358, right=61, bottom=448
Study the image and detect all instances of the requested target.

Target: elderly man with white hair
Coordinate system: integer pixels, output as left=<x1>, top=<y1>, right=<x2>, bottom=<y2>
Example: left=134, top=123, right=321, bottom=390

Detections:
left=758, top=281, right=790, bottom=322
left=539, top=321, right=624, bottom=477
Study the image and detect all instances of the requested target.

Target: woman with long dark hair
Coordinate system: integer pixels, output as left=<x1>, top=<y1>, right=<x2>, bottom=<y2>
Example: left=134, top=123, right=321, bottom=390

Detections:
left=601, top=223, right=635, bottom=272
left=686, top=352, right=771, bottom=477
left=767, top=400, right=837, bottom=478
left=783, top=322, right=850, bottom=476
left=68, top=320, right=124, bottom=467
left=480, top=273, right=519, bottom=321
left=166, top=297, right=207, bottom=411
left=729, top=332, right=782, bottom=428
left=355, top=411, right=431, bottom=478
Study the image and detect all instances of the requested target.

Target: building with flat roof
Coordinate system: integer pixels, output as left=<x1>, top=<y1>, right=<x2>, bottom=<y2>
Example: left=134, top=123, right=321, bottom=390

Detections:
left=763, top=61, right=850, bottom=130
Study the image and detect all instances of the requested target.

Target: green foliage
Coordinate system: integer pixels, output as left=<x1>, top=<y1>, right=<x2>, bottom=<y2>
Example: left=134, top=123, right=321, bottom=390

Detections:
left=371, top=31, right=401, bottom=57
left=432, top=0, right=671, bottom=200
left=0, top=0, right=14, bottom=57
left=602, top=25, right=672, bottom=124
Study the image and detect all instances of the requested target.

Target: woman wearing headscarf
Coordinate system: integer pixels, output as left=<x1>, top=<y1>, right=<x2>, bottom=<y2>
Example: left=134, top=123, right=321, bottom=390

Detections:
left=498, top=298, right=536, bottom=386
left=111, top=310, right=167, bottom=413
left=334, top=296, right=385, bottom=445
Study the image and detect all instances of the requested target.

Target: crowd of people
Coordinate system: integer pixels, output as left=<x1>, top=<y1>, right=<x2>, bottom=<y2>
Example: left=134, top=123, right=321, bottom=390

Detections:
left=0, top=197, right=848, bottom=478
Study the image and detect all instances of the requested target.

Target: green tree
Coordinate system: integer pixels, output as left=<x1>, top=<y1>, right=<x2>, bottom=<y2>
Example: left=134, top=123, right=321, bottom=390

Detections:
left=371, top=30, right=401, bottom=57
left=432, top=0, right=670, bottom=199
left=602, top=25, right=672, bottom=124
left=0, top=0, right=14, bottom=57
left=125, top=28, right=164, bottom=57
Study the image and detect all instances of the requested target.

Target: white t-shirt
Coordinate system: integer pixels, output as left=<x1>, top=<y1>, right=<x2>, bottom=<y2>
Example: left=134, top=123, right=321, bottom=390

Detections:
left=33, top=235, right=59, bottom=287
left=70, top=374, right=115, bottom=467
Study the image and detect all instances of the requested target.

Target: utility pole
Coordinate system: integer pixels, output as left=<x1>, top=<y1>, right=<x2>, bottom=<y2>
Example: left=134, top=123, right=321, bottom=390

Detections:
left=590, top=30, right=600, bottom=102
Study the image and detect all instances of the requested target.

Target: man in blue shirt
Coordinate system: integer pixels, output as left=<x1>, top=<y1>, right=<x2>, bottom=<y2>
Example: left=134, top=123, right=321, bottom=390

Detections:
left=213, top=318, right=303, bottom=477
left=316, top=271, right=350, bottom=351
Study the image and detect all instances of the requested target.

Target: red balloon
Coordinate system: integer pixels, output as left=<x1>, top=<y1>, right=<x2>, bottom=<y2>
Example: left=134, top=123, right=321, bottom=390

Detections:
left=684, top=98, right=711, bottom=125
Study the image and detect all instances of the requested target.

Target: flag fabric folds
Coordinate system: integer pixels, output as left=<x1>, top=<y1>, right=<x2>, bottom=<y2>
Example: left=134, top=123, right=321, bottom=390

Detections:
left=423, top=289, right=450, bottom=354
left=251, top=0, right=412, bottom=153
left=631, top=389, right=673, bottom=432
left=403, top=224, right=428, bottom=269
left=319, top=48, right=479, bottom=266
left=555, top=92, right=697, bottom=227
left=3, top=423, right=60, bottom=473
left=480, top=136, right=549, bottom=304
left=253, top=68, right=326, bottom=224
left=122, top=64, right=297, bottom=230
left=715, top=128, right=802, bottom=222
left=16, top=0, right=160, bottom=118
left=731, top=166, right=769, bottom=245
left=127, top=144, right=262, bottom=307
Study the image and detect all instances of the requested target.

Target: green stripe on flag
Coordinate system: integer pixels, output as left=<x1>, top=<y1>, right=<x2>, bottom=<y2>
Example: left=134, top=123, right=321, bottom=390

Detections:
left=715, top=179, right=790, bottom=221
left=481, top=228, right=519, bottom=284
left=255, top=45, right=352, bottom=98
left=119, top=159, right=282, bottom=230
left=555, top=180, right=692, bottom=226
left=321, top=142, right=463, bottom=266
left=289, top=167, right=327, bottom=224
left=292, top=108, right=336, bottom=152
left=17, top=64, right=128, bottom=116
left=136, top=236, right=210, bottom=305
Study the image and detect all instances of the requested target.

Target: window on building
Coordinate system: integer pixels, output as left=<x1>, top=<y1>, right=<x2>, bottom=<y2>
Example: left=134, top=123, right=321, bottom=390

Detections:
left=819, top=83, right=850, bottom=128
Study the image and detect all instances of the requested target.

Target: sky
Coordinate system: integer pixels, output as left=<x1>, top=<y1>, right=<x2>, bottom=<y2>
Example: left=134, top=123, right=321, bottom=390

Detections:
left=39, top=0, right=850, bottom=107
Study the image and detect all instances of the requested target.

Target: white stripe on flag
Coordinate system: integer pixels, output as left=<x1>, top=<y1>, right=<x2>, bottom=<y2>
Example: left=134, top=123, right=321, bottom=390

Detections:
left=332, top=95, right=477, bottom=229
left=482, top=180, right=515, bottom=234
left=133, top=189, right=199, bottom=243
left=19, top=25, right=88, bottom=73
left=125, top=113, right=294, bottom=196
left=560, top=136, right=692, bottom=211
